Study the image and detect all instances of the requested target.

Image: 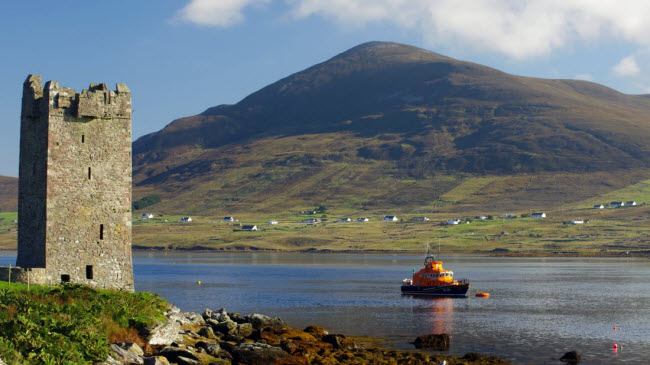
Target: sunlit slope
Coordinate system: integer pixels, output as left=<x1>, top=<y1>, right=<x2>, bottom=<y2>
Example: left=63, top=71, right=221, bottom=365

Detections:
left=0, top=175, right=17, bottom=212
left=132, top=132, right=650, bottom=216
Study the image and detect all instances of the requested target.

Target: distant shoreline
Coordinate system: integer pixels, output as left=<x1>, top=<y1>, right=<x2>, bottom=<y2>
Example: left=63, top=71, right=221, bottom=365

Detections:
left=129, top=246, right=650, bottom=257
left=1, top=247, right=648, bottom=258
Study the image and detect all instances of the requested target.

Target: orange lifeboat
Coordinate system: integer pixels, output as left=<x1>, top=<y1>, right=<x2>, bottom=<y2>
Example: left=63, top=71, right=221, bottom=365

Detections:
left=401, top=245, right=470, bottom=297
left=475, top=292, right=490, bottom=298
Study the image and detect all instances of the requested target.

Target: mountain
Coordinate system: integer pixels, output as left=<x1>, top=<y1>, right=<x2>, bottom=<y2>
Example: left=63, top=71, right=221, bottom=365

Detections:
left=132, top=42, right=650, bottom=215
left=0, top=175, right=17, bottom=212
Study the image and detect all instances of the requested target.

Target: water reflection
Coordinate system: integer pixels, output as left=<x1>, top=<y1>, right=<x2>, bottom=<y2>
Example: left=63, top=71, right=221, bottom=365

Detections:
left=410, top=297, right=455, bottom=334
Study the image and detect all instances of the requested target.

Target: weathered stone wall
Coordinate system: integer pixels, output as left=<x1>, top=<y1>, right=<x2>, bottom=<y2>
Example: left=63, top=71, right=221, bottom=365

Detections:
left=17, top=75, right=48, bottom=268
left=0, top=267, right=47, bottom=286
left=15, top=75, right=134, bottom=291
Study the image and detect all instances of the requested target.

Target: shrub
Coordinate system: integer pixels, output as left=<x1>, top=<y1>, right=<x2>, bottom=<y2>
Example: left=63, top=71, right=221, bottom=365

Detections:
left=132, top=194, right=162, bottom=211
left=0, top=284, right=168, bottom=364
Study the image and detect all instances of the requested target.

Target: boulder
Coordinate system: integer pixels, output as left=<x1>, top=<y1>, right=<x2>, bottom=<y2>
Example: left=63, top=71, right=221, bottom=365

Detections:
left=206, top=318, right=221, bottom=331
left=244, top=314, right=287, bottom=331
left=143, top=356, right=171, bottom=365
left=202, top=308, right=213, bottom=320
left=146, top=320, right=182, bottom=346
left=158, top=346, right=200, bottom=363
left=102, top=355, right=122, bottom=365
left=223, top=333, right=245, bottom=343
left=215, top=319, right=238, bottom=335
left=166, top=305, right=181, bottom=315
left=236, top=323, right=254, bottom=337
left=174, top=356, right=199, bottom=365
left=170, top=312, right=205, bottom=326
left=109, top=343, right=144, bottom=365
left=197, top=326, right=218, bottom=339
left=230, top=342, right=291, bottom=365
left=113, top=342, right=144, bottom=356
left=195, top=340, right=221, bottom=356
left=560, top=351, right=581, bottom=364
left=304, top=325, right=328, bottom=339
left=230, top=312, right=245, bottom=324
left=322, top=334, right=357, bottom=350
left=413, top=333, right=450, bottom=350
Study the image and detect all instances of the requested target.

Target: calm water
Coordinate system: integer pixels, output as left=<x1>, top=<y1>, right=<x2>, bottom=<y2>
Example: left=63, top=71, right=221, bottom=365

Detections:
left=1, top=252, right=648, bottom=364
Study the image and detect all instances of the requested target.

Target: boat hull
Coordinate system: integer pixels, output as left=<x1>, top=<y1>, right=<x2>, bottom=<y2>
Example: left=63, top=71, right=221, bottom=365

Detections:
left=401, top=283, right=470, bottom=297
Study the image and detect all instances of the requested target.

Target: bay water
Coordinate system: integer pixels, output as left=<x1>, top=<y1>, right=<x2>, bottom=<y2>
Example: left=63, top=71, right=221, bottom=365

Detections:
left=1, top=252, right=648, bottom=363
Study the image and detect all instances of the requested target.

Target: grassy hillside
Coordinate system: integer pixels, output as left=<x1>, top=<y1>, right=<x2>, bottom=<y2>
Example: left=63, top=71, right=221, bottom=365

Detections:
left=132, top=131, right=650, bottom=216
left=0, top=176, right=17, bottom=212
left=0, top=283, right=167, bottom=364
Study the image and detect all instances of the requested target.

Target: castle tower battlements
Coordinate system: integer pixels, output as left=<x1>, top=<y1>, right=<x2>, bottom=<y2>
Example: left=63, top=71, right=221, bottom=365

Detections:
left=13, top=74, right=134, bottom=291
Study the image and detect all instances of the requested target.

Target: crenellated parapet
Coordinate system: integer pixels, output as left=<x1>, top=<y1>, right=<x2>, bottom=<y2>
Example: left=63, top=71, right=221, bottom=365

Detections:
left=21, top=74, right=131, bottom=120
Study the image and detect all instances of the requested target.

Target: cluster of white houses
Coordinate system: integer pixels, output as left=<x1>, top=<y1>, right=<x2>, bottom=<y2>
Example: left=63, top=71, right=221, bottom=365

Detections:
left=594, top=201, right=637, bottom=209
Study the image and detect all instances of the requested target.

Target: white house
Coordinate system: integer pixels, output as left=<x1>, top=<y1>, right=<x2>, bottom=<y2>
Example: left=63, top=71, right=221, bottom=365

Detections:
left=356, top=217, right=369, bottom=222
left=383, top=216, right=398, bottom=222
left=140, top=213, right=154, bottom=219
left=242, top=225, right=258, bottom=231
left=304, top=210, right=318, bottom=215
left=610, top=201, right=624, bottom=208
left=268, top=220, right=278, bottom=225
left=531, top=212, right=546, bottom=218
left=412, top=217, right=429, bottom=222
left=571, top=219, right=584, bottom=225
left=223, top=217, right=235, bottom=222
left=446, top=219, right=460, bottom=225
left=625, top=201, right=637, bottom=207
left=302, top=218, right=320, bottom=224
left=338, top=218, right=352, bottom=223
left=504, top=213, right=515, bottom=218
left=180, top=217, right=192, bottom=223
left=593, top=204, right=605, bottom=209
left=476, top=215, right=487, bottom=220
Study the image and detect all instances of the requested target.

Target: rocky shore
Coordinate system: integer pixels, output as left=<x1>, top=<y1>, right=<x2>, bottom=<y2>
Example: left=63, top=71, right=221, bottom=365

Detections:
left=105, top=305, right=511, bottom=365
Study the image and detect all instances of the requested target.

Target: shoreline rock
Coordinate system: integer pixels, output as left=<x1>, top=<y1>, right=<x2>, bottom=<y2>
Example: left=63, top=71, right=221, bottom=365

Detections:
left=106, top=305, right=512, bottom=365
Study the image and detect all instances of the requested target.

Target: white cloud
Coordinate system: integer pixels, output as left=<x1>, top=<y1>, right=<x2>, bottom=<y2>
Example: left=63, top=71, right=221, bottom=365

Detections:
left=288, top=0, right=650, bottom=60
left=177, top=0, right=269, bottom=27
left=613, top=55, right=640, bottom=77
left=177, top=0, right=650, bottom=61
left=573, top=73, right=594, bottom=82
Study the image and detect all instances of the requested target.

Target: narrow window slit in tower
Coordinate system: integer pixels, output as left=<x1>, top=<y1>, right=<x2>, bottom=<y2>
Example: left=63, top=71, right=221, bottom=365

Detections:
left=82, top=135, right=85, bottom=143
left=86, top=265, right=93, bottom=280
left=88, top=167, right=91, bottom=180
left=99, top=224, right=104, bottom=240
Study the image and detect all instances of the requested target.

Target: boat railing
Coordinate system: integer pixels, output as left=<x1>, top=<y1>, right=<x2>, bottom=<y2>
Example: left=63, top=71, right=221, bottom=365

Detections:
left=457, top=278, right=469, bottom=285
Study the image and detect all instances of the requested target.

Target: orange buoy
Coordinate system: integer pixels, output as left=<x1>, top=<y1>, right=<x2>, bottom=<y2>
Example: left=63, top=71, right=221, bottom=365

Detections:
left=475, top=292, right=490, bottom=298
left=613, top=344, right=618, bottom=349
left=613, top=326, right=617, bottom=330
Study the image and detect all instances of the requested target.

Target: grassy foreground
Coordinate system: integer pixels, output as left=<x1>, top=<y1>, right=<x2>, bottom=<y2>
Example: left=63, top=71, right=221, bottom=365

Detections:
left=0, top=283, right=168, bottom=364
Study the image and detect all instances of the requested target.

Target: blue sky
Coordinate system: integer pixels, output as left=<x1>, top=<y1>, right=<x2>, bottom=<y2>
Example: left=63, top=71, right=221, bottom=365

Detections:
left=1, top=1, right=649, bottom=177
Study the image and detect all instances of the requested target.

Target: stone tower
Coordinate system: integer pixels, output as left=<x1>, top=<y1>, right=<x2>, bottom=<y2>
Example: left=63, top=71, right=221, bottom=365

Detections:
left=16, top=75, right=134, bottom=291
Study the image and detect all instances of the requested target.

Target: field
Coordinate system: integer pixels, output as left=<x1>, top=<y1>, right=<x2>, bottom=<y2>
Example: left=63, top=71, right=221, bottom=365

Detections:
left=1, top=174, right=648, bottom=255
left=127, top=202, right=650, bottom=255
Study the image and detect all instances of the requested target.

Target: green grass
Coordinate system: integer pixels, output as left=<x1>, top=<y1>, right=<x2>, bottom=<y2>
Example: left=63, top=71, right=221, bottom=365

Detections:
left=0, top=284, right=168, bottom=364
left=126, top=204, right=650, bottom=254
